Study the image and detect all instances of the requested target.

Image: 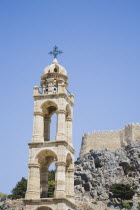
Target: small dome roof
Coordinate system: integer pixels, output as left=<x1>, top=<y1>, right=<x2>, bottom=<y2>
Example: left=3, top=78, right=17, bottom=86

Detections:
left=44, top=58, right=67, bottom=75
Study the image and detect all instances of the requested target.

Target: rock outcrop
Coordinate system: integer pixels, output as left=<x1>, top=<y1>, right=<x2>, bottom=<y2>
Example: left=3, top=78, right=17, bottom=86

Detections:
left=74, top=141, right=140, bottom=202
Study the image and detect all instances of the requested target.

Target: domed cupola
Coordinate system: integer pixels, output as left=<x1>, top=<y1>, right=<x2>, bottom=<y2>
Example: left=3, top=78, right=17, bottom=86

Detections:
left=40, top=58, right=68, bottom=95
left=43, top=58, right=67, bottom=75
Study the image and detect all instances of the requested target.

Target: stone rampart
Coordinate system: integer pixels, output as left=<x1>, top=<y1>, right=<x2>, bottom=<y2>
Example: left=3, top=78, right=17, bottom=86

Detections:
left=80, top=123, right=140, bottom=156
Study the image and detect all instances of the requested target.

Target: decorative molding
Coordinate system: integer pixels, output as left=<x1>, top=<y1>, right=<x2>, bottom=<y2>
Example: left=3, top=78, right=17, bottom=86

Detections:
left=28, top=163, right=40, bottom=168
left=66, top=117, right=72, bottom=121
left=33, top=93, right=74, bottom=106
left=56, top=161, right=66, bottom=167
left=41, top=72, right=68, bottom=81
left=28, top=141, right=76, bottom=154
left=56, top=110, right=66, bottom=114
left=33, top=111, right=44, bottom=116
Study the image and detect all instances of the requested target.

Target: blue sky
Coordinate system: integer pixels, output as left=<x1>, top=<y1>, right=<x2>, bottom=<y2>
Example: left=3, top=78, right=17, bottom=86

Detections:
left=0, top=0, right=140, bottom=194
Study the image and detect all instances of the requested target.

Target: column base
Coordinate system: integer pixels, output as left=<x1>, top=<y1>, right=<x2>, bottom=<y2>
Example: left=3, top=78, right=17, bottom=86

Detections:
left=56, top=133, right=66, bottom=141
left=32, top=135, right=44, bottom=142
left=25, top=191, right=40, bottom=199
left=55, top=190, right=66, bottom=198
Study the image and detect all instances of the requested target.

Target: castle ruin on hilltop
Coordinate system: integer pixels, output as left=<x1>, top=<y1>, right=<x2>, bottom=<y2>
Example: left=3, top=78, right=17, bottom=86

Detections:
left=80, top=123, right=140, bottom=156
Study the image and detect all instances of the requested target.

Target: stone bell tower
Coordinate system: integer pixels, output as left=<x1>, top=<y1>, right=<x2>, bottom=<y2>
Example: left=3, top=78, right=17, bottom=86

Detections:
left=24, top=47, right=76, bottom=210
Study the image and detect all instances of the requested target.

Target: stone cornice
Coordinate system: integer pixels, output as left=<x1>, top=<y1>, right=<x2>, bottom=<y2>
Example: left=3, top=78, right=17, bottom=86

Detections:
left=28, top=141, right=76, bottom=154
left=33, top=93, right=74, bottom=106
left=41, top=72, right=68, bottom=81
left=23, top=197, right=77, bottom=208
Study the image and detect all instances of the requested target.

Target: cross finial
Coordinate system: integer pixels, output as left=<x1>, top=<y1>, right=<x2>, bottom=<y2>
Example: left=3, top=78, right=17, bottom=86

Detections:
left=48, top=46, right=63, bottom=58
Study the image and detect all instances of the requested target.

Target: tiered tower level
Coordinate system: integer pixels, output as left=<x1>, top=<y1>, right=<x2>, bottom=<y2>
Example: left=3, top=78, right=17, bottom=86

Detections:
left=24, top=58, right=76, bottom=210
left=80, top=123, right=140, bottom=156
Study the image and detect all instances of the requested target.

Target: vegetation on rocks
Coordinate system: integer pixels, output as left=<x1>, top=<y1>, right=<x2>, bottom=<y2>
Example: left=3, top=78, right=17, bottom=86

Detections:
left=74, top=141, right=140, bottom=203
left=122, top=202, right=131, bottom=210
left=137, top=202, right=140, bottom=209
left=110, top=184, right=135, bottom=201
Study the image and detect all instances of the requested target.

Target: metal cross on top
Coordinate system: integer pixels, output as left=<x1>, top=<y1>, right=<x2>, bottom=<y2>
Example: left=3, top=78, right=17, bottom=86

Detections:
left=48, top=46, right=63, bottom=58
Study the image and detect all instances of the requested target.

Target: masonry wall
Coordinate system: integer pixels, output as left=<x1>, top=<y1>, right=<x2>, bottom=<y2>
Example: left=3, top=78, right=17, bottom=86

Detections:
left=80, top=123, right=140, bottom=157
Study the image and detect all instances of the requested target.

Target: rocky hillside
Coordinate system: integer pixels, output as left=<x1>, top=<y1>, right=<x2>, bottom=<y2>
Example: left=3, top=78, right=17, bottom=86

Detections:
left=74, top=141, right=140, bottom=202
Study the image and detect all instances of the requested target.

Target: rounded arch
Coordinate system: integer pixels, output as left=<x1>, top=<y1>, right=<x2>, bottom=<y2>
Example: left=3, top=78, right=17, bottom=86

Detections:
left=41, top=100, right=58, bottom=116
left=65, top=104, right=72, bottom=119
left=35, top=149, right=57, bottom=199
left=35, top=149, right=58, bottom=166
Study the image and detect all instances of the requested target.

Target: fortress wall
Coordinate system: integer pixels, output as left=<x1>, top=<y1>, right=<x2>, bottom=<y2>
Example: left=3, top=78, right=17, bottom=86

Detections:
left=80, top=130, right=122, bottom=156
left=120, top=129, right=125, bottom=146
left=79, top=123, right=140, bottom=157
left=124, top=124, right=133, bottom=143
left=80, top=133, right=92, bottom=157
left=124, top=123, right=140, bottom=143
left=133, top=123, right=140, bottom=141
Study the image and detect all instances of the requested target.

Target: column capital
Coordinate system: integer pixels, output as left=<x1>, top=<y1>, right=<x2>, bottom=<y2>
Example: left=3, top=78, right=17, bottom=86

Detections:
left=34, top=111, right=44, bottom=116
left=56, top=110, right=66, bottom=114
left=56, top=161, right=66, bottom=167
left=66, top=117, right=72, bottom=121
left=28, top=163, right=40, bottom=168
left=67, top=168, right=74, bottom=172
left=44, top=116, right=51, bottom=121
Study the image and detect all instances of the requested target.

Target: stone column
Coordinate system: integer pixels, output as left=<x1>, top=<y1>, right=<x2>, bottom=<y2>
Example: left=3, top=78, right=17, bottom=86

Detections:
left=56, top=110, right=66, bottom=141
left=40, top=166, right=48, bottom=198
left=66, top=168, right=74, bottom=199
left=32, top=112, right=44, bottom=142
left=25, top=163, right=40, bottom=199
left=44, top=115, right=51, bottom=141
left=55, top=162, right=66, bottom=198
left=66, top=117, right=72, bottom=145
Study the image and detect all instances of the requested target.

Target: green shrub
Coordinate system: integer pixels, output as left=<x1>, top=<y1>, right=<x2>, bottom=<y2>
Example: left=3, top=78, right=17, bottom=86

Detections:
left=12, top=177, right=27, bottom=199
left=90, top=149, right=93, bottom=152
left=9, top=177, right=27, bottom=199
left=138, top=154, right=140, bottom=158
left=92, top=201, right=98, bottom=205
left=137, top=202, right=140, bottom=209
left=110, top=183, right=135, bottom=201
left=123, top=202, right=131, bottom=210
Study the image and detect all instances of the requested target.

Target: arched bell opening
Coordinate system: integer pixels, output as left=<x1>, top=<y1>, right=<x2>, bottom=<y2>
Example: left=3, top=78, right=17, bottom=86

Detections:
left=41, top=101, right=58, bottom=142
left=50, top=113, right=57, bottom=141
left=54, top=64, right=59, bottom=73
left=36, top=149, right=57, bottom=198
left=47, top=162, right=56, bottom=198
